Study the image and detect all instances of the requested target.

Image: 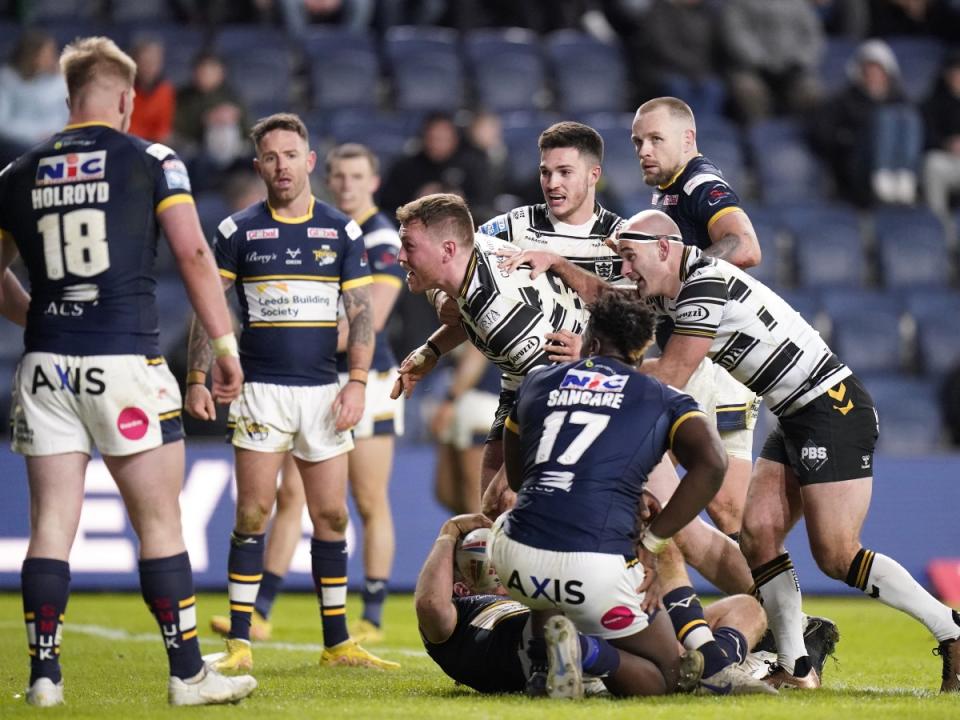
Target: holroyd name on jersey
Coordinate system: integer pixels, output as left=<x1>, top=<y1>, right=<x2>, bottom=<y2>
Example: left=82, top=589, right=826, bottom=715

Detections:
left=32, top=182, right=109, bottom=209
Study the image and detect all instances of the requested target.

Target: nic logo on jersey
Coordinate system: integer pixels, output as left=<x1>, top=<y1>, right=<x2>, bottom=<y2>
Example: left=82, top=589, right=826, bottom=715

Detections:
left=560, top=368, right=629, bottom=393
left=36, top=151, right=106, bottom=185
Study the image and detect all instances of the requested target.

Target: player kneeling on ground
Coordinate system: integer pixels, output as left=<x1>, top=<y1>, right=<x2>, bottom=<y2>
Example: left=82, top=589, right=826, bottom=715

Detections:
left=484, top=290, right=774, bottom=697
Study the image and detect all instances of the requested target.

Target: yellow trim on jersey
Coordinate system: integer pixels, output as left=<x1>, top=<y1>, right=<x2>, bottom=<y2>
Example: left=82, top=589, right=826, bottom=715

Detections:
left=146, top=357, right=165, bottom=365
left=0, top=226, right=13, bottom=243
left=63, top=121, right=112, bottom=130
left=219, top=268, right=237, bottom=279
left=504, top=416, right=520, bottom=435
left=342, top=276, right=373, bottom=291
left=320, top=576, right=347, bottom=585
left=245, top=274, right=338, bottom=282
left=24, top=611, right=35, bottom=621
left=159, top=410, right=181, bottom=421
left=156, top=194, right=194, bottom=214
left=268, top=197, right=315, bottom=223
left=353, top=206, right=378, bottom=226
left=249, top=321, right=337, bottom=328
left=706, top=206, right=741, bottom=231
left=657, top=155, right=700, bottom=191
left=459, top=248, right=478, bottom=298
left=373, top=411, right=396, bottom=421
left=716, top=403, right=751, bottom=413
left=179, top=596, right=196, bottom=608
left=669, top=410, right=706, bottom=448
left=672, top=328, right=716, bottom=339
left=372, top=273, right=403, bottom=288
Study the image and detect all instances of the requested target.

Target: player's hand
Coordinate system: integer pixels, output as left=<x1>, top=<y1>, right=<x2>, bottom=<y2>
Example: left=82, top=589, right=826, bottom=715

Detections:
left=432, top=290, right=460, bottom=326
left=184, top=383, right=216, bottom=420
left=545, top=330, right=582, bottom=363
left=480, top=473, right=517, bottom=520
left=603, top=235, right=619, bottom=252
left=637, top=489, right=663, bottom=529
left=212, top=355, right=243, bottom=404
left=495, top=249, right=559, bottom=279
left=390, top=344, right=439, bottom=399
left=429, top=399, right=455, bottom=439
left=332, top=379, right=365, bottom=432
left=440, top=513, right=492, bottom=540
left=637, top=546, right=663, bottom=614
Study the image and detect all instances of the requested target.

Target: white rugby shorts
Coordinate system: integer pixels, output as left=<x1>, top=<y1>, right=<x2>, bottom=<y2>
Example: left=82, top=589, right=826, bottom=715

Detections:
left=10, top=352, right=183, bottom=457
left=228, top=381, right=353, bottom=461
left=436, top=388, right=499, bottom=450
left=337, top=368, right=404, bottom=440
left=682, top=358, right=759, bottom=460
left=489, top=513, right=650, bottom=640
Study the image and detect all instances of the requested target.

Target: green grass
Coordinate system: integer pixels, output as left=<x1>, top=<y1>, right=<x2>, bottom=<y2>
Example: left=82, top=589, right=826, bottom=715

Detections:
left=0, top=593, right=956, bottom=718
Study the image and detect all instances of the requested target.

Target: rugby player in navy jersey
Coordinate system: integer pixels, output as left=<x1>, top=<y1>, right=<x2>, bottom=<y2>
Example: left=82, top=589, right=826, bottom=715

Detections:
left=502, top=209, right=960, bottom=693
left=208, top=142, right=406, bottom=645
left=418, top=510, right=771, bottom=697
left=0, top=36, right=256, bottom=706
left=489, top=289, right=773, bottom=697
left=184, top=114, right=397, bottom=673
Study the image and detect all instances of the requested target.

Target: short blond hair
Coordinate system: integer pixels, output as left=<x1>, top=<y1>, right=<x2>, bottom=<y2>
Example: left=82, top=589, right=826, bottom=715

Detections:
left=637, top=96, right=696, bottom=130
left=396, top=193, right=474, bottom=246
left=325, top=142, right=379, bottom=175
left=60, top=36, right=136, bottom=99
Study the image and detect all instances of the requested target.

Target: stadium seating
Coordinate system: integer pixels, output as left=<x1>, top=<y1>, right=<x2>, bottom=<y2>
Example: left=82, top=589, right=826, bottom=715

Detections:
left=383, top=25, right=464, bottom=112
left=747, top=119, right=829, bottom=204
left=660, top=75, right=726, bottom=119
left=22, top=0, right=95, bottom=24
left=819, top=36, right=858, bottom=97
left=821, top=289, right=905, bottom=374
left=463, top=27, right=547, bottom=113
left=500, top=111, right=561, bottom=190
left=109, top=0, right=173, bottom=24
left=780, top=203, right=866, bottom=289
left=195, top=191, right=232, bottom=242
left=885, top=35, right=945, bottom=104
left=696, top=116, right=748, bottom=195
left=544, top=30, right=628, bottom=114
left=224, top=47, right=293, bottom=112
left=773, top=289, right=822, bottom=328
left=739, top=205, right=783, bottom=289
left=304, top=27, right=380, bottom=110
left=323, top=109, right=414, bottom=173
left=586, top=112, right=645, bottom=202
left=873, top=206, right=951, bottom=289
left=863, top=374, right=943, bottom=454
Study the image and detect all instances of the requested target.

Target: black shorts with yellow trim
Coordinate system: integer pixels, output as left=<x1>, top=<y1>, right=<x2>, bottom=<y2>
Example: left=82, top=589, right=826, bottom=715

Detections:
left=486, top=389, right=518, bottom=445
left=759, top=374, right=878, bottom=486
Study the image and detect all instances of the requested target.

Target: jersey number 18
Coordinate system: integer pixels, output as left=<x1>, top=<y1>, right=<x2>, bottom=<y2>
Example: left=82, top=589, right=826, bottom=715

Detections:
left=38, top=208, right=109, bottom=280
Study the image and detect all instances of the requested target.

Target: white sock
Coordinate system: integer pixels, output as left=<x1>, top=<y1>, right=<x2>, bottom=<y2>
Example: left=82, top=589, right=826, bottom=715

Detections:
left=752, top=553, right=807, bottom=674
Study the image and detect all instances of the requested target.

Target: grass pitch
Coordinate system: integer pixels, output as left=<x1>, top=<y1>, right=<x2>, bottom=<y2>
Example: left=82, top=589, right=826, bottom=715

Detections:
left=0, top=592, right=957, bottom=719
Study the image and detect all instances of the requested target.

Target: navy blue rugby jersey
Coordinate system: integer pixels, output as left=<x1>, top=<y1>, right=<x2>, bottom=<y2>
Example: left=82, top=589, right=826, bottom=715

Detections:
left=650, top=155, right=742, bottom=251
left=422, top=595, right=529, bottom=694
left=0, top=122, right=195, bottom=355
left=335, top=208, right=404, bottom=373
left=503, top=356, right=703, bottom=555
left=214, top=197, right=372, bottom=385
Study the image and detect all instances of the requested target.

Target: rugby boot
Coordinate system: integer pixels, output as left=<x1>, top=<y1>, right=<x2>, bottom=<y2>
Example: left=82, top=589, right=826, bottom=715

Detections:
left=26, top=677, right=64, bottom=707
left=319, top=639, right=399, bottom=670
left=697, top=663, right=779, bottom=695
left=544, top=615, right=583, bottom=699
left=210, top=638, right=253, bottom=672
left=168, top=664, right=257, bottom=706
left=676, top=649, right=705, bottom=693
left=804, top=615, right=840, bottom=676
left=764, top=658, right=820, bottom=690
left=934, top=635, right=960, bottom=693
left=210, top=611, right=272, bottom=642
left=349, top=618, right=385, bottom=644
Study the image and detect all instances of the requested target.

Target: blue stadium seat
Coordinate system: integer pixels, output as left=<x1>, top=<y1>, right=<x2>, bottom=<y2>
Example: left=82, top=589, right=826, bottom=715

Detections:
left=660, top=75, right=726, bottom=118
left=224, top=47, right=293, bottom=110
left=463, top=27, right=547, bottom=113
left=775, top=289, right=821, bottom=328
left=739, top=205, right=782, bottom=289
left=23, top=0, right=96, bottom=23
left=821, top=289, right=905, bottom=374
left=110, top=0, right=173, bottom=23
left=904, top=288, right=960, bottom=323
left=500, top=111, right=561, bottom=190
left=746, top=120, right=828, bottom=203
left=544, top=31, right=628, bottom=114
left=40, top=21, right=117, bottom=53
left=383, top=26, right=464, bottom=112
left=863, top=374, right=943, bottom=454
left=195, top=192, right=231, bottom=242
left=886, top=36, right=945, bottom=104
left=0, top=317, right=23, bottom=362
left=325, top=109, right=413, bottom=175
left=155, top=277, right=191, bottom=356
left=873, top=206, right=950, bottom=289
left=780, top=203, right=865, bottom=289
left=913, top=309, right=960, bottom=378
left=588, top=113, right=645, bottom=202
left=819, top=37, right=857, bottom=97
left=303, top=27, right=380, bottom=110
left=696, top=120, right=748, bottom=195
left=214, top=25, right=290, bottom=56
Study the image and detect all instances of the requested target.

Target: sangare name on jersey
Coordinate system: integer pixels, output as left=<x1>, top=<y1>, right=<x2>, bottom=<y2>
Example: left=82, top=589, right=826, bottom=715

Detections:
left=503, top=357, right=703, bottom=555
left=457, top=233, right=589, bottom=391
left=215, top=197, right=371, bottom=386
left=660, top=246, right=851, bottom=416
left=0, top=124, right=194, bottom=356
left=478, top=202, right=624, bottom=282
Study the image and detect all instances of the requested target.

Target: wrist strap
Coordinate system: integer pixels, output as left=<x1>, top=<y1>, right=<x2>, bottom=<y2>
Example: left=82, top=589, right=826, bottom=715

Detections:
left=348, top=368, right=368, bottom=385
left=640, top=529, right=669, bottom=555
left=426, top=340, right=442, bottom=357
left=211, top=333, right=239, bottom=359
left=186, top=370, right=207, bottom=386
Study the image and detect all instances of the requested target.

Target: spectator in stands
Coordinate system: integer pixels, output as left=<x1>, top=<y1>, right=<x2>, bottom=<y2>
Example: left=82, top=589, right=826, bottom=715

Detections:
left=868, top=0, right=960, bottom=40
left=811, top=0, right=870, bottom=38
left=719, top=0, right=824, bottom=124
left=274, top=0, right=375, bottom=35
left=173, top=51, right=250, bottom=189
left=0, top=30, right=68, bottom=166
left=378, top=112, right=492, bottom=217
left=921, top=50, right=960, bottom=217
left=813, top=38, right=924, bottom=205
left=465, top=111, right=508, bottom=210
left=129, top=38, right=175, bottom=143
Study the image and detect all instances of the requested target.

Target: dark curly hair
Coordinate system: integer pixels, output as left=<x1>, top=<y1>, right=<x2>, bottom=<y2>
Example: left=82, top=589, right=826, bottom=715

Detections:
left=585, top=289, right=656, bottom=364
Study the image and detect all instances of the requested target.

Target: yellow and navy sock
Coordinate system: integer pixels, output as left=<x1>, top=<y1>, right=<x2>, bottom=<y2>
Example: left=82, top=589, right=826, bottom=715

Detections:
left=713, top=626, right=748, bottom=665
left=361, top=577, right=388, bottom=628
left=21, top=558, right=70, bottom=685
left=254, top=571, right=284, bottom=621
left=311, top=538, right=348, bottom=647
left=226, top=531, right=264, bottom=642
left=139, top=552, right=203, bottom=680
left=578, top=634, right=620, bottom=676
left=663, top=586, right=728, bottom=677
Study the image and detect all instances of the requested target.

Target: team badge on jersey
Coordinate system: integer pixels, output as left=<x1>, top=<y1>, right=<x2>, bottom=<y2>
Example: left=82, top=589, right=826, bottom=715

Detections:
left=595, top=260, right=613, bottom=278
left=313, top=246, right=337, bottom=265
left=247, top=228, right=279, bottom=241
left=162, top=159, right=191, bottom=191
left=36, top=151, right=106, bottom=185
left=308, top=227, right=338, bottom=239
left=559, top=368, right=629, bottom=393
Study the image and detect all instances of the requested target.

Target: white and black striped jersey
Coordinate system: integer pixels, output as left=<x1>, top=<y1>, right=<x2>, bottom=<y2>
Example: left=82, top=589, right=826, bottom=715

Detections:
left=651, top=247, right=851, bottom=416
left=457, top=233, right=589, bottom=392
left=478, top=202, right=625, bottom=282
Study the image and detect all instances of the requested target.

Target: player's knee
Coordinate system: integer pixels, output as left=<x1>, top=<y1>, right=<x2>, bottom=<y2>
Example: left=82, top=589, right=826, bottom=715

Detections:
left=810, top=540, right=858, bottom=580
left=235, top=504, right=270, bottom=534
left=311, top=504, right=349, bottom=534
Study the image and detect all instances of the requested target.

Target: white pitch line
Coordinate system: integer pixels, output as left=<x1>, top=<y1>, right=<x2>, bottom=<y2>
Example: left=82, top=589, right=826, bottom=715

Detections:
left=0, top=621, right=427, bottom=657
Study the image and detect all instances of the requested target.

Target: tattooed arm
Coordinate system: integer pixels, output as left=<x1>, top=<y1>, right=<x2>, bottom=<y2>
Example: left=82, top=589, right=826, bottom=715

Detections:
left=332, top=282, right=374, bottom=432
left=702, top=209, right=761, bottom=269
left=184, top=274, right=234, bottom=420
